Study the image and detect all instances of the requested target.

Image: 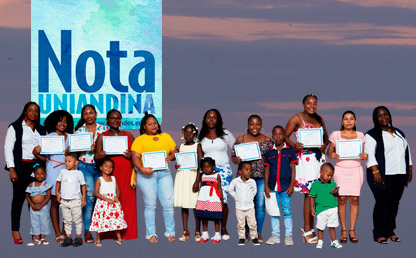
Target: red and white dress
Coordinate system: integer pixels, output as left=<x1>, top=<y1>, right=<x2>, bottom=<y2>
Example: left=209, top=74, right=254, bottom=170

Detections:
left=90, top=176, right=127, bottom=233
left=196, top=174, right=222, bottom=220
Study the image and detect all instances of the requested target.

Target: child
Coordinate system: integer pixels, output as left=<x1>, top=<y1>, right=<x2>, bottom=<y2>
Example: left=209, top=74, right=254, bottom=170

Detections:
left=174, top=123, right=202, bottom=242
left=264, top=125, right=297, bottom=246
left=55, top=153, right=87, bottom=247
left=196, top=157, right=223, bottom=244
left=228, top=161, right=260, bottom=246
left=309, top=163, right=342, bottom=249
left=90, top=158, right=127, bottom=247
left=25, top=164, right=52, bottom=246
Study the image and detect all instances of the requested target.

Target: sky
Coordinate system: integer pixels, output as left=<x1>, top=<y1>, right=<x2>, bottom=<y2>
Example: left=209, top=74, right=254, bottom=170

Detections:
left=0, top=0, right=416, bottom=257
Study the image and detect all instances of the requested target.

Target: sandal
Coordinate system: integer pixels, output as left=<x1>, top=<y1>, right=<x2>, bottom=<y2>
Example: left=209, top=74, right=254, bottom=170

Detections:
left=55, top=235, right=65, bottom=244
left=179, top=231, right=190, bottom=242
left=27, top=239, right=41, bottom=246
left=221, top=228, right=230, bottom=241
left=149, top=235, right=158, bottom=243
left=340, top=230, right=347, bottom=243
left=301, top=228, right=318, bottom=244
left=195, top=232, right=201, bottom=242
left=95, top=241, right=102, bottom=247
left=167, top=235, right=175, bottom=242
left=12, top=231, right=23, bottom=245
left=40, top=239, right=49, bottom=245
left=349, top=230, right=359, bottom=243
left=375, top=237, right=389, bottom=244
left=389, top=235, right=401, bottom=242
left=84, top=231, right=94, bottom=244
left=115, top=239, right=122, bottom=246
left=258, top=235, right=263, bottom=244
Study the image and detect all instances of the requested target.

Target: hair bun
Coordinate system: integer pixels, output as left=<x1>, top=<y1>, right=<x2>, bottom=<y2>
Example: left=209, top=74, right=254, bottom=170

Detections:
left=144, top=111, right=149, bottom=116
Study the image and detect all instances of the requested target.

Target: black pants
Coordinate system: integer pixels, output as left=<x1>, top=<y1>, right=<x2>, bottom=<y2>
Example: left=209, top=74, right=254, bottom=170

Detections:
left=11, top=161, right=35, bottom=231
left=370, top=175, right=406, bottom=240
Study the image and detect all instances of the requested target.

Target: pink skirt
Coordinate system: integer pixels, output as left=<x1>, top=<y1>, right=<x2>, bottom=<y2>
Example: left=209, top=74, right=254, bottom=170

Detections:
left=333, top=165, right=364, bottom=196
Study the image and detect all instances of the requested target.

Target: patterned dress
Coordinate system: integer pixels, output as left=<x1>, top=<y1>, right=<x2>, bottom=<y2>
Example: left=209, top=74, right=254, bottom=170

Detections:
left=196, top=174, right=222, bottom=220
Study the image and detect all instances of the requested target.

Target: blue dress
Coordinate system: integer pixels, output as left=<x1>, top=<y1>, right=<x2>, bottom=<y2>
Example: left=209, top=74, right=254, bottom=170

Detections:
left=26, top=181, right=52, bottom=235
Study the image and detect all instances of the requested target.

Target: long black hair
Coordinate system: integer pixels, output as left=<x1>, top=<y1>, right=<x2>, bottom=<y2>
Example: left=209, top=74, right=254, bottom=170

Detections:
left=199, top=109, right=227, bottom=141
left=75, top=104, right=97, bottom=131
left=340, top=110, right=357, bottom=131
left=43, top=110, right=74, bottom=134
left=246, top=114, right=262, bottom=133
left=372, top=106, right=397, bottom=140
left=140, top=111, right=162, bottom=135
left=12, top=101, right=41, bottom=126
left=302, top=94, right=323, bottom=126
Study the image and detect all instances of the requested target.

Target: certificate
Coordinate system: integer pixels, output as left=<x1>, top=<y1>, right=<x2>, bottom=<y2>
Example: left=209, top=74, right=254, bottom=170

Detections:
left=69, top=133, right=93, bottom=152
left=103, top=136, right=128, bottom=155
left=336, top=139, right=362, bottom=159
left=40, top=136, right=65, bottom=154
left=298, top=128, right=323, bottom=148
left=175, top=152, right=198, bottom=170
left=142, top=151, right=168, bottom=170
left=234, top=142, right=261, bottom=161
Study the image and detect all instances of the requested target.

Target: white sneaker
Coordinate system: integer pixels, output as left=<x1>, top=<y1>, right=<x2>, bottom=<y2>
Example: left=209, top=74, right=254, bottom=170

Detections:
left=316, top=240, right=323, bottom=249
left=285, top=235, right=294, bottom=246
left=331, top=240, right=342, bottom=249
left=266, top=235, right=280, bottom=245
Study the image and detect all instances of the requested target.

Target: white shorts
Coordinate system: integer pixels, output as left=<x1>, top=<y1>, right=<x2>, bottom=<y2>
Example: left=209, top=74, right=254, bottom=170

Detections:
left=316, top=207, right=339, bottom=230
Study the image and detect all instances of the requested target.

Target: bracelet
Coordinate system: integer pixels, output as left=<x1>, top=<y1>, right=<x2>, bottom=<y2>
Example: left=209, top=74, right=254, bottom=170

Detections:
left=372, top=170, right=380, bottom=174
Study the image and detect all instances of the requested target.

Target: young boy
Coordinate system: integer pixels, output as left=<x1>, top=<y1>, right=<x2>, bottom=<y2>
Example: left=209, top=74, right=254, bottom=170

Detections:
left=55, top=153, right=86, bottom=247
left=264, top=125, right=297, bottom=246
left=228, top=161, right=260, bottom=246
left=309, top=163, right=342, bottom=249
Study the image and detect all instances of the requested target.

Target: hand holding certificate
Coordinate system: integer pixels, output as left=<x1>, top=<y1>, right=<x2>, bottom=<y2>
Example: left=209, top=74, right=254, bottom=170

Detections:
left=142, top=151, right=168, bottom=170
left=336, top=139, right=362, bottom=159
left=234, top=142, right=262, bottom=161
left=298, top=128, right=323, bottom=148
left=103, top=136, right=128, bottom=155
left=175, top=152, right=198, bottom=170
left=69, top=133, right=93, bottom=152
left=40, top=136, right=65, bottom=154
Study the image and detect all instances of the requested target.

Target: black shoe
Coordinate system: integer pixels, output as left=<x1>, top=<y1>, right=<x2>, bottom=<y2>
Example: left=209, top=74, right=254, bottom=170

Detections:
left=61, top=237, right=73, bottom=247
left=238, top=238, right=246, bottom=246
left=73, top=237, right=83, bottom=247
left=253, top=238, right=261, bottom=246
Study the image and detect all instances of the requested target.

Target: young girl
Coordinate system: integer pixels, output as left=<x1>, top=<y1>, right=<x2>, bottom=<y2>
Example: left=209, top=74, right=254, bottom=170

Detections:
left=327, top=111, right=367, bottom=243
left=174, top=123, right=203, bottom=242
left=25, top=164, right=52, bottom=246
left=33, top=110, right=74, bottom=243
left=196, top=157, right=223, bottom=244
left=89, top=158, right=128, bottom=247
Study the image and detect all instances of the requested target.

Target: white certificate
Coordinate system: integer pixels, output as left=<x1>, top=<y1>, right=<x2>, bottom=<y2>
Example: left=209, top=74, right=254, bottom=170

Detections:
left=103, top=136, right=128, bottom=155
left=69, top=133, right=93, bottom=152
left=298, top=128, right=323, bottom=148
left=40, top=136, right=65, bottom=154
left=175, top=152, right=198, bottom=170
left=234, top=142, right=261, bottom=161
left=142, top=151, right=168, bottom=170
left=336, top=139, right=362, bottom=159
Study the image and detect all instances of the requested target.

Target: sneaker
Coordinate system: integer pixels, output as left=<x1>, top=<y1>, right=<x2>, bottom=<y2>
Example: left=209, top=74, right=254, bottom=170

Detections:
left=238, top=239, right=246, bottom=246
left=200, top=237, right=209, bottom=243
left=266, top=235, right=280, bottom=245
left=331, top=240, right=342, bottom=249
left=61, top=237, right=73, bottom=247
left=285, top=235, right=294, bottom=246
left=212, top=238, right=221, bottom=244
left=72, top=237, right=83, bottom=247
left=252, top=238, right=261, bottom=246
left=316, top=239, right=323, bottom=249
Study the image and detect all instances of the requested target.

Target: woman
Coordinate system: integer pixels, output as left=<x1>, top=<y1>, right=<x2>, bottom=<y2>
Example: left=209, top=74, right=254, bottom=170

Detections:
left=285, top=94, right=328, bottom=244
left=199, top=109, right=235, bottom=240
left=74, top=104, right=107, bottom=243
left=327, top=111, right=367, bottom=243
left=231, top=114, right=273, bottom=243
left=365, top=106, right=412, bottom=244
left=131, top=112, right=178, bottom=243
left=4, top=102, right=46, bottom=244
left=95, top=109, right=137, bottom=240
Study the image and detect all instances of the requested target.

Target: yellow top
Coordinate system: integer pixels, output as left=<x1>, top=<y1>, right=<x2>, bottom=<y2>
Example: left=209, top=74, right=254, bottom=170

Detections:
left=131, top=132, right=176, bottom=155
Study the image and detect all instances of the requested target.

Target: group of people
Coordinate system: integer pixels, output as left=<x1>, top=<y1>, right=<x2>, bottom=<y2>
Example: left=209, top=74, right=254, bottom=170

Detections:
left=4, top=94, right=412, bottom=249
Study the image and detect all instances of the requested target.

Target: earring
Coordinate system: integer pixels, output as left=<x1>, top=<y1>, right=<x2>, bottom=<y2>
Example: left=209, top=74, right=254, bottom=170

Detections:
left=23, top=115, right=28, bottom=121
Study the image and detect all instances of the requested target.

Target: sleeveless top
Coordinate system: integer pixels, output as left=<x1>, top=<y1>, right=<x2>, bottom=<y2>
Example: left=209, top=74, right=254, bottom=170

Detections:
left=99, top=176, right=116, bottom=195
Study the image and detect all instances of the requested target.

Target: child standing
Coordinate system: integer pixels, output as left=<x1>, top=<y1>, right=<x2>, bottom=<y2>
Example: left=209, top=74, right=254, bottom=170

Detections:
left=25, top=164, right=52, bottom=246
left=309, top=163, right=342, bottom=249
left=55, top=153, right=87, bottom=247
left=174, top=123, right=202, bottom=242
left=228, top=161, right=260, bottom=246
left=90, top=158, right=127, bottom=247
left=196, top=157, right=223, bottom=244
left=264, top=125, right=298, bottom=246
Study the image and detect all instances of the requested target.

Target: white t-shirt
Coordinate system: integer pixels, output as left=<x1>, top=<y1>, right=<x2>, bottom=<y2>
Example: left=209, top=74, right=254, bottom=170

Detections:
left=56, top=169, right=86, bottom=199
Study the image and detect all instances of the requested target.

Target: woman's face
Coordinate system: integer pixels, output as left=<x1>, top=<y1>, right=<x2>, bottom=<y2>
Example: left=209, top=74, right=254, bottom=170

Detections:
left=302, top=96, right=318, bottom=115
left=25, top=104, right=40, bottom=122
left=82, top=106, right=97, bottom=125
left=205, top=111, right=218, bottom=129
left=248, top=117, right=262, bottom=136
left=56, top=116, right=68, bottom=133
left=143, top=117, right=159, bottom=135
left=342, top=113, right=356, bottom=130
left=107, top=111, right=122, bottom=129
left=377, top=108, right=390, bottom=128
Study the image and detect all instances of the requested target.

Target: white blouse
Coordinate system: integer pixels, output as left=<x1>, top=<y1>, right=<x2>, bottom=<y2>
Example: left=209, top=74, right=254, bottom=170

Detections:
left=365, top=130, right=412, bottom=175
left=200, top=129, right=235, bottom=166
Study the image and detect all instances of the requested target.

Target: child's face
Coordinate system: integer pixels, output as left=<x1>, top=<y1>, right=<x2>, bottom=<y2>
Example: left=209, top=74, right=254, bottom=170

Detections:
left=320, top=167, right=334, bottom=182
left=144, top=117, right=159, bottom=135
left=202, top=162, right=214, bottom=175
left=183, top=126, right=196, bottom=143
left=56, top=116, right=68, bottom=133
left=100, top=161, right=114, bottom=176
left=239, top=163, right=252, bottom=180
left=272, top=127, right=285, bottom=145
left=64, top=155, right=78, bottom=170
left=34, top=168, right=46, bottom=182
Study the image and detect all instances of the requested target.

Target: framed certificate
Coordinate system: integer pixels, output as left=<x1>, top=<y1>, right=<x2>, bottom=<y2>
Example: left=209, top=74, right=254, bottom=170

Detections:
left=298, top=128, right=323, bottom=148
left=40, top=136, right=65, bottom=154
left=103, top=136, right=128, bottom=155
left=142, top=151, right=168, bottom=170
left=69, top=133, right=93, bottom=152
left=234, top=142, right=262, bottom=161
left=336, top=139, right=362, bottom=159
left=175, top=152, right=198, bottom=170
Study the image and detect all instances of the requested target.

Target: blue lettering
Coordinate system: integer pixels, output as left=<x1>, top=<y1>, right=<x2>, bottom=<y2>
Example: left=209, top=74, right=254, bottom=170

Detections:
left=143, top=94, right=155, bottom=114
left=76, top=94, right=88, bottom=113
left=107, top=41, right=128, bottom=92
left=128, top=94, right=141, bottom=114
left=90, top=94, right=104, bottom=114
left=54, top=94, right=67, bottom=110
left=129, top=51, right=155, bottom=93
left=106, top=94, right=119, bottom=113
left=76, top=51, right=105, bottom=93
left=38, top=94, right=51, bottom=114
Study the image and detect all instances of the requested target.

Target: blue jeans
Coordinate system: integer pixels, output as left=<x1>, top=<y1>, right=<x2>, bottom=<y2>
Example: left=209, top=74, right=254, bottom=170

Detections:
left=137, top=169, right=175, bottom=239
left=270, top=191, right=293, bottom=236
left=246, top=178, right=265, bottom=235
left=78, top=161, right=100, bottom=231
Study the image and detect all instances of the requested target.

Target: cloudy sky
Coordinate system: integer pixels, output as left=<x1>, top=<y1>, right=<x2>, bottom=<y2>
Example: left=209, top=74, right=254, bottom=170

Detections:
left=0, top=1, right=415, bottom=257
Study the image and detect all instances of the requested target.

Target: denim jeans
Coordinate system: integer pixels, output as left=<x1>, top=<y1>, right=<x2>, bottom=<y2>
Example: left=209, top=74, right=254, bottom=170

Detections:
left=78, top=161, right=100, bottom=231
left=137, top=169, right=175, bottom=239
left=270, top=191, right=292, bottom=236
left=246, top=178, right=265, bottom=235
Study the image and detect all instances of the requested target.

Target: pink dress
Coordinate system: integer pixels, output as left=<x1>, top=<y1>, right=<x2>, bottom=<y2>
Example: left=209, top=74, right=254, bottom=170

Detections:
left=329, top=131, right=365, bottom=196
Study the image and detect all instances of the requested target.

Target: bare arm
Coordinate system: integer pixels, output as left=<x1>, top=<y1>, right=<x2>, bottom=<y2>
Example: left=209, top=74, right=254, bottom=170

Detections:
left=25, top=186, right=38, bottom=211
left=319, top=116, right=329, bottom=152
left=94, top=134, right=106, bottom=161
left=123, top=132, right=135, bottom=160
left=327, top=142, right=339, bottom=160
left=131, top=151, right=153, bottom=175
left=81, top=184, right=87, bottom=207
left=166, top=146, right=179, bottom=164
left=285, top=115, right=303, bottom=151
left=192, top=144, right=203, bottom=193
left=310, top=197, right=316, bottom=216
left=264, top=166, right=271, bottom=198
left=32, top=145, right=47, bottom=162
left=286, top=163, right=296, bottom=196
left=55, top=181, right=61, bottom=202
left=38, top=188, right=52, bottom=210
left=217, top=174, right=224, bottom=206
left=114, top=179, right=120, bottom=202
left=93, top=178, right=112, bottom=203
